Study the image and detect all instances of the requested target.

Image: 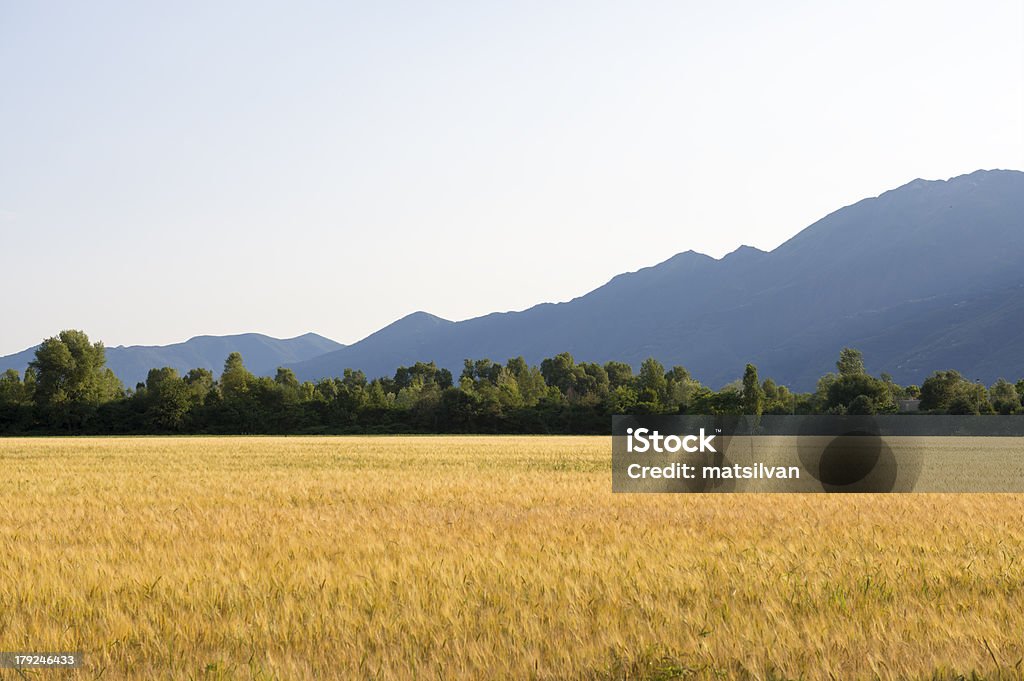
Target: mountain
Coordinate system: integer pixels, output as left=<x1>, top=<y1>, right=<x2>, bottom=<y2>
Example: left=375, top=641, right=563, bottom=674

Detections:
left=1, top=333, right=343, bottom=387
left=286, top=311, right=453, bottom=381
left=288, top=169, right=1024, bottom=390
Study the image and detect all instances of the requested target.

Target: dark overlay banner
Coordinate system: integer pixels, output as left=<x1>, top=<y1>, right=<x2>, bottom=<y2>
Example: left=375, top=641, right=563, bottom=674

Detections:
left=612, top=415, right=1024, bottom=493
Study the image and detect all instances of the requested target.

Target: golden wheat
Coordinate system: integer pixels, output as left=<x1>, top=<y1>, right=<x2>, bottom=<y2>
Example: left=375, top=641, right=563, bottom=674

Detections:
left=0, top=436, right=1022, bottom=680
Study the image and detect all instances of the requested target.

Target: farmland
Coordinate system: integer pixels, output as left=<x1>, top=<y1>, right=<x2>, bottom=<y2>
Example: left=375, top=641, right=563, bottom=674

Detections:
left=1, top=436, right=1023, bottom=680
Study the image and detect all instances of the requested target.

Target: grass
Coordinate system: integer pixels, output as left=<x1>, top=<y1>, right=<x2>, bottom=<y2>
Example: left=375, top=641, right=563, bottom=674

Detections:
left=0, top=436, right=1022, bottom=680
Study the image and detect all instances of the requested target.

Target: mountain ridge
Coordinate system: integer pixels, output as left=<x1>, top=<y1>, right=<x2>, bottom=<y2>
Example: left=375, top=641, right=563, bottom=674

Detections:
left=4, top=169, right=1021, bottom=391
left=288, top=169, right=1024, bottom=389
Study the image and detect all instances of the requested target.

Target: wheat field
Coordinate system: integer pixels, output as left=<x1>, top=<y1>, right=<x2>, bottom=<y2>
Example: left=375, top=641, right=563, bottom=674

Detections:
left=0, top=436, right=1022, bottom=680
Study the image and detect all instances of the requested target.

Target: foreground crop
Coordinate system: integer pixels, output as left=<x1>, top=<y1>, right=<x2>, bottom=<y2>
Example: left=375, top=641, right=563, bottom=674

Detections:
left=1, top=436, right=1022, bottom=680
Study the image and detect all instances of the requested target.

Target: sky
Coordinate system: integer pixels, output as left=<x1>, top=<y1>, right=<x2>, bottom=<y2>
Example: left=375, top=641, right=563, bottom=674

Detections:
left=1, top=0, right=1022, bottom=356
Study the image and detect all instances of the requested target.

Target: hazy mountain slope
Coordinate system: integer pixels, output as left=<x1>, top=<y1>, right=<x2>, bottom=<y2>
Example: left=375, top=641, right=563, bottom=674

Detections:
left=1, top=333, right=343, bottom=387
left=0, top=347, right=38, bottom=378
left=289, top=169, right=1024, bottom=390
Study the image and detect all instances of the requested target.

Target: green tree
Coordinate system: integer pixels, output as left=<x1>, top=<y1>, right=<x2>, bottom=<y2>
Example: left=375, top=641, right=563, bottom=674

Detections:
left=948, top=382, right=993, bottom=415
left=397, top=362, right=451, bottom=392
left=494, top=367, right=523, bottom=408
left=460, top=359, right=501, bottom=387
left=184, top=367, right=215, bottom=399
left=762, top=379, right=795, bottom=414
left=847, top=394, right=876, bottom=415
left=366, top=379, right=394, bottom=409
left=0, top=368, right=33, bottom=433
left=507, top=358, right=546, bottom=406
left=665, top=366, right=702, bottom=411
left=879, top=372, right=905, bottom=404
left=540, top=353, right=580, bottom=396
left=989, top=378, right=1020, bottom=414
left=608, top=385, right=639, bottom=413
left=27, top=330, right=121, bottom=430
left=688, top=386, right=744, bottom=415
left=636, top=357, right=668, bottom=410
left=742, top=364, right=763, bottom=416
left=826, top=374, right=892, bottom=414
left=576, top=362, right=610, bottom=404
left=604, top=361, right=634, bottom=390
left=836, top=348, right=866, bottom=376
left=220, top=352, right=254, bottom=398
left=0, top=369, right=28, bottom=406
left=919, top=370, right=970, bottom=412
left=818, top=348, right=896, bottom=413
left=144, top=367, right=191, bottom=431
left=274, top=367, right=300, bottom=391
left=29, top=330, right=123, bottom=407
left=813, top=372, right=838, bottom=412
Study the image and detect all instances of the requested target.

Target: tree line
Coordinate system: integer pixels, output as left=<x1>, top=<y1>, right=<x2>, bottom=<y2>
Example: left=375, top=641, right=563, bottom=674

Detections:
left=1, top=330, right=1022, bottom=435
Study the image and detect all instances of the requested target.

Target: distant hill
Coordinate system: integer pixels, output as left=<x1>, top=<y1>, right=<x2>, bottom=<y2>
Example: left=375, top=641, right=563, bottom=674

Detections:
left=6, top=170, right=1021, bottom=392
left=0, top=333, right=343, bottom=387
left=288, top=169, right=1024, bottom=390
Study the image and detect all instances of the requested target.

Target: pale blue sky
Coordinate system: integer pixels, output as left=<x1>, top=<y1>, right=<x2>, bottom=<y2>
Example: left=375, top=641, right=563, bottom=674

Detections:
left=1, top=0, right=1022, bottom=355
